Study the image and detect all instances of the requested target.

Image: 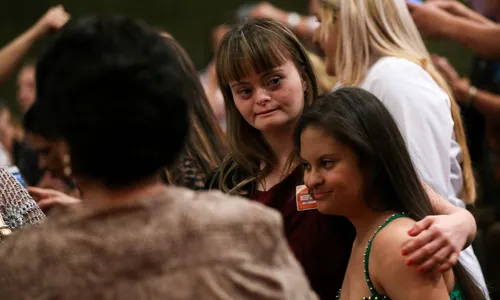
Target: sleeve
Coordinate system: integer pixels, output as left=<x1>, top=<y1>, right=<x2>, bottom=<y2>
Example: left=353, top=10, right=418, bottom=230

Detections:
left=363, top=64, right=455, bottom=199
left=0, top=167, right=45, bottom=229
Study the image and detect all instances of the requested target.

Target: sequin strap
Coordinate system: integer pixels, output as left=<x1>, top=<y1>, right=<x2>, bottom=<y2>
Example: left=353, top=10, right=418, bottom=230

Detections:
left=363, top=213, right=408, bottom=299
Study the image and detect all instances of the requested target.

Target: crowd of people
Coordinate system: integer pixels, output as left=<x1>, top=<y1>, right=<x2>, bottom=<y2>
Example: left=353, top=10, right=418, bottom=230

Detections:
left=0, top=0, right=498, bottom=299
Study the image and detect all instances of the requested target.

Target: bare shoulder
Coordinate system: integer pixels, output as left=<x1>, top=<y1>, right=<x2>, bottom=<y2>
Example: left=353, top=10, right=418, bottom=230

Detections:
left=369, top=216, right=449, bottom=298
left=371, top=216, right=415, bottom=252
left=369, top=216, right=415, bottom=272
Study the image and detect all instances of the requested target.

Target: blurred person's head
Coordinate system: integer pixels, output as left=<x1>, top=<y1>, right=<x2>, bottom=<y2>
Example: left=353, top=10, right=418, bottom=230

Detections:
left=24, top=105, right=79, bottom=196
left=160, top=34, right=226, bottom=186
left=0, top=101, right=15, bottom=153
left=24, top=101, right=68, bottom=179
left=17, top=64, right=36, bottom=113
left=314, top=0, right=477, bottom=205
left=26, top=15, right=190, bottom=190
left=315, top=0, right=429, bottom=80
left=214, top=18, right=318, bottom=194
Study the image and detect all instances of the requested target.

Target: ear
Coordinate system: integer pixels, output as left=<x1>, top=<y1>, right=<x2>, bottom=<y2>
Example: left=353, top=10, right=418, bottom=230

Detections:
left=302, top=77, right=308, bottom=92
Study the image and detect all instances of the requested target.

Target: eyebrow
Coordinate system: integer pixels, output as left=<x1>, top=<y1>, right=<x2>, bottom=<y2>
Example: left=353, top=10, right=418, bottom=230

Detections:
left=230, top=82, right=247, bottom=88
left=262, top=68, right=285, bottom=77
left=230, top=67, right=286, bottom=88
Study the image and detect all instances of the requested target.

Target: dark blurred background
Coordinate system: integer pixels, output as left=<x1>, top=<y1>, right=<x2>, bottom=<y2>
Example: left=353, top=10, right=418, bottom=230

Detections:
left=0, top=0, right=471, bottom=115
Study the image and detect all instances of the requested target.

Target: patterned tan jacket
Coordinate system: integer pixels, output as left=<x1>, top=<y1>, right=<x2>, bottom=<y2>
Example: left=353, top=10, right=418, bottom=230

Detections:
left=0, top=187, right=318, bottom=300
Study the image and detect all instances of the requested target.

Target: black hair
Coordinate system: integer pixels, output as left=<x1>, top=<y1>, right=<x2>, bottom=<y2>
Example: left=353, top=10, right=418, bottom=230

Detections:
left=295, top=87, right=484, bottom=300
left=24, top=100, right=53, bottom=140
left=30, top=15, right=190, bottom=186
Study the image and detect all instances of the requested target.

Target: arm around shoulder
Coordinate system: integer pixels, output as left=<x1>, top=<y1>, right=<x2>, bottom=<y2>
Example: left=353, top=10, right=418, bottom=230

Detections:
left=372, top=218, right=450, bottom=299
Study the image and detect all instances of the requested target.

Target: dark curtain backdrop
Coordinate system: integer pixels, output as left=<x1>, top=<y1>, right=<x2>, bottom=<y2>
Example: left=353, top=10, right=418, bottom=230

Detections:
left=0, top=0, right=471, bottom=114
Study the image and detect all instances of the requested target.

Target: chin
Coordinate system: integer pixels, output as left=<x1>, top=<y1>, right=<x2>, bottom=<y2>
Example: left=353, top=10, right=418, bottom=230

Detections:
left=315, top=194, right=347, bottom=216
left=316, top=201, right=338, bottom=216
left=254, top=117, right=292, bottom=132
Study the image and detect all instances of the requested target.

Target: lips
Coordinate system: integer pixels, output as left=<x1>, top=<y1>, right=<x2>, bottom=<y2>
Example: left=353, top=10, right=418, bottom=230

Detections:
left=255, top=108, right=279, bottom=116
left=312, top=191, right=332, bottom=200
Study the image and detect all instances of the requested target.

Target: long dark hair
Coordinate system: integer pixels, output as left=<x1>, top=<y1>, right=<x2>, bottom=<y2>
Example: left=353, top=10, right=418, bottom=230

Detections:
left=161, top=36, right=226, bottom=186
left=294, top=87, right=484, bottom=299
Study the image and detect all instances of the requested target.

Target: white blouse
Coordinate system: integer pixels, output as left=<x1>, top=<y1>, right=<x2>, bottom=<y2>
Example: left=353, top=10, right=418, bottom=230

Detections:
left=355, top=56, right=488, bottom=297
left=360, top=56, right=464, bottom=208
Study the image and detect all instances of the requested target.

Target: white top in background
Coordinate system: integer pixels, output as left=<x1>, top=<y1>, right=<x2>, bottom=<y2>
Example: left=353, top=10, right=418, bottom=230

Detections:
left=357, top=56, right=489, bottom=297
left=360, top=57, right=464, bottom=208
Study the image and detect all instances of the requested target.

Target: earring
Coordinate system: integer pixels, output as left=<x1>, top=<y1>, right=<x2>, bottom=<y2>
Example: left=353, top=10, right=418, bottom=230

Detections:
left=63, top=154, right=72, bottom=177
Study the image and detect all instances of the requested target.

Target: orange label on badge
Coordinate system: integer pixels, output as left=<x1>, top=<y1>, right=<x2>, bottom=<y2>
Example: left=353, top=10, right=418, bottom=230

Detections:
left=296, top=185, right=317, bottom=211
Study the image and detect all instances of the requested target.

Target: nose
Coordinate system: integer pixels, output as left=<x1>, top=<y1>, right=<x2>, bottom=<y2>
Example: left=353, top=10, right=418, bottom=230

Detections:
left=304, top=168, right=324, bottom=190
left=254, top=86, right=271, bottom=106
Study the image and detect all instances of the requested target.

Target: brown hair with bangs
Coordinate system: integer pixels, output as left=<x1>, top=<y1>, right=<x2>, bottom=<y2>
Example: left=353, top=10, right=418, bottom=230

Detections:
left=214, top=18, right=318, bottom=195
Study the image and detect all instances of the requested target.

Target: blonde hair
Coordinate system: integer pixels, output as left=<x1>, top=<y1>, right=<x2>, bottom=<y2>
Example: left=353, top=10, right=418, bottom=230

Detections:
left=215, top=19, right=318, bottom=195
left=318, top=0, right=476, bottom=204
left=307, top=51, right=336, bottom=93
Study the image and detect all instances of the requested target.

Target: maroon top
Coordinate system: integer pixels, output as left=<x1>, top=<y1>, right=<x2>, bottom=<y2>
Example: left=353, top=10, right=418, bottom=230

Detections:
left=253, top=167, right=354, bottom=300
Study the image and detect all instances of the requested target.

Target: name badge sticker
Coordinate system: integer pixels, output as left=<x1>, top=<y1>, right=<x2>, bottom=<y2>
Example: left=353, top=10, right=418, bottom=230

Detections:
left=296, top=185, right=317, bottom=211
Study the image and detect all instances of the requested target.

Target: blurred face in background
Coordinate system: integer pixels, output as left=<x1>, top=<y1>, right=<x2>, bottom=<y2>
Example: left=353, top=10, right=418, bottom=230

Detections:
left=26, top=132, right=67, bottom=179
left=0, top=109, right=15, bottom=152
left=211, top=25, right=229, bottom=52
left=314, top=11, right=338, bottom=76
left=26, top=131, right=78, bottom=195
left=17, top=65, right=36, bottom=113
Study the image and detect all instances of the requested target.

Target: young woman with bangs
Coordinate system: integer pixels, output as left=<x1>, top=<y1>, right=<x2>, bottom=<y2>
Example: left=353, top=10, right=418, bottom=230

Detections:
left=206, top=18, right=479, bottom=299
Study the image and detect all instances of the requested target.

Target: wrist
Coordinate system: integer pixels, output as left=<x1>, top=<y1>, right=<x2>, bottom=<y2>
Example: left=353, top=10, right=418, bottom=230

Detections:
left=457, top=210, right=476, bottom=247
left=440, top=15, right=458, bottom=40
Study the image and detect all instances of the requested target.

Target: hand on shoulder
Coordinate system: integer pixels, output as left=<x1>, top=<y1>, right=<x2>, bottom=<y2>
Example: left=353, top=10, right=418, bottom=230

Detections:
left=369, top=217, right=451, bottom=299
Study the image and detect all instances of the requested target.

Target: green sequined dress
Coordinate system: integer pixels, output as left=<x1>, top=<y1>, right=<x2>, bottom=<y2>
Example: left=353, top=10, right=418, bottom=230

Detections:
left=336, top=213, right=463, bottom=300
